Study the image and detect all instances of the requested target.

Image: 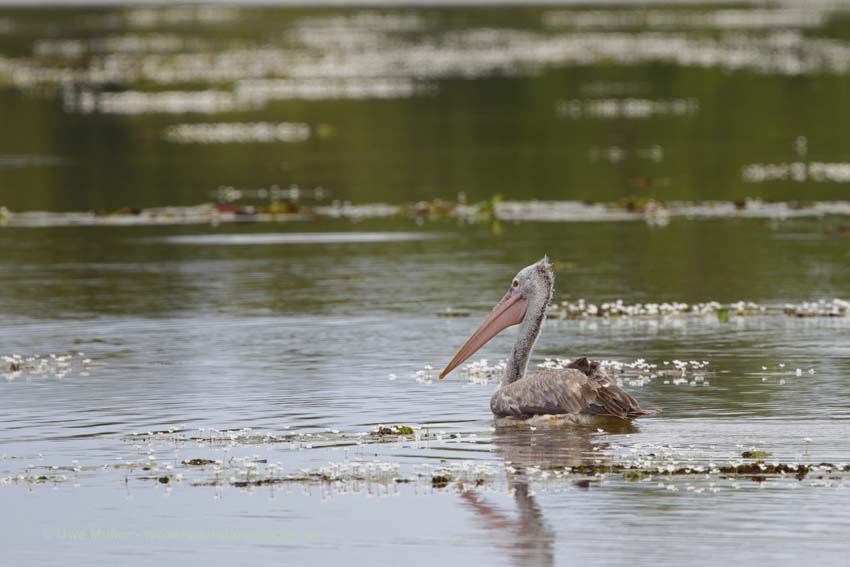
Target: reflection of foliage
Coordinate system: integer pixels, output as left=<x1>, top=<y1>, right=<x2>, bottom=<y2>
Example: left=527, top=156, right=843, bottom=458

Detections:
left=5, top=6, right=850, bottom=215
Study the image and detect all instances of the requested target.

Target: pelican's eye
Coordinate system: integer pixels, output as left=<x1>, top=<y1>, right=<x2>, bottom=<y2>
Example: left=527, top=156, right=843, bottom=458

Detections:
left=512, top=280, right=519, bottom=288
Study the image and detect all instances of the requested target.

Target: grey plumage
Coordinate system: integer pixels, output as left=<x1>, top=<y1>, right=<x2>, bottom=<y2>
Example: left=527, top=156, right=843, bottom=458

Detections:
left=490, top=258, right=658, bottom=420
left=491, top=357, right=658, bottom=419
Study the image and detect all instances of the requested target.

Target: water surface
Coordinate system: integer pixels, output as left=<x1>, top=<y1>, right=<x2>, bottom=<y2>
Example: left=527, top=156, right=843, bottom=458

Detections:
left=2, top=4, right=850, bottom=566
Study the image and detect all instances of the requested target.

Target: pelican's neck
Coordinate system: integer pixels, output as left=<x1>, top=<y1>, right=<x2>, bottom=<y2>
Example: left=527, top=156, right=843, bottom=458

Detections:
left=503, top=294, right=550, bottom=385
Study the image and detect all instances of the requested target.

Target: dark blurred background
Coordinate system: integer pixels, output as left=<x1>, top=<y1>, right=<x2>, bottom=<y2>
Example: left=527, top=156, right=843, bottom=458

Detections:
left=2, top=3, right=850, bottom=213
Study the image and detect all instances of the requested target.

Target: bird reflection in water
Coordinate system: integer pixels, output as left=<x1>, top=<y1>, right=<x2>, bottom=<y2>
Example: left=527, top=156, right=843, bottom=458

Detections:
left=460, top=419, right=637, bottom=567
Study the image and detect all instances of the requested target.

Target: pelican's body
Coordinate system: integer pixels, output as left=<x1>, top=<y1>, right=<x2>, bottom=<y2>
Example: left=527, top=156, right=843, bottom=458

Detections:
left=440, top=257, right=657, bottom=420
left=490, top=357, right=653, bottom=419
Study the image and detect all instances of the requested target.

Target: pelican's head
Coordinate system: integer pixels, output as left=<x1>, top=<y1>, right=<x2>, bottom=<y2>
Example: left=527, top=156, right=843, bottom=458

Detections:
left=439, top=257, right=554, bottom=379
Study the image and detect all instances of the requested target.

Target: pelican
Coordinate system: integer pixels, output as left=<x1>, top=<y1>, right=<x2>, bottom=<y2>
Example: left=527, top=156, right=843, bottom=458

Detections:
left=440, top=257, right=658, bottom=420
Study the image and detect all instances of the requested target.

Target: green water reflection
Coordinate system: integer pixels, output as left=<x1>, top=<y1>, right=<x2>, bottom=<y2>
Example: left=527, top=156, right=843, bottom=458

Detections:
left=2, top=5, right=850, bottom=211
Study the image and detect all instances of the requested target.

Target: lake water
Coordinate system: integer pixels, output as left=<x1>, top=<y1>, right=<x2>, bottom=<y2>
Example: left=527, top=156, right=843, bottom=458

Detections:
left=2, top=4, right=850, bottom=566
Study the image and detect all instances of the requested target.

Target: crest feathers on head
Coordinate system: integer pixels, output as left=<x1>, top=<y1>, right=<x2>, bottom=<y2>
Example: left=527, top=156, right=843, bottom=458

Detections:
left=537, top=255, right=553, bottom=275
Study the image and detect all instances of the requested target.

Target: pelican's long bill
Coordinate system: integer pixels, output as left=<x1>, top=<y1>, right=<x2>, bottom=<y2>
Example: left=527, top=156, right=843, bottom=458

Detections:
left=439, top=290, right=529, bottom=379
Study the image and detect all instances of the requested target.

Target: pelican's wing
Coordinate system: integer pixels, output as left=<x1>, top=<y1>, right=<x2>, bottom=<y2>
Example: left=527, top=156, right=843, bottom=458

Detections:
left=491, top=367, right=657, bottom=419
left=565, top=358, right=659, bottom=418
left=580, top=371, right=656, bottom=419
left=491, top=369, right=600, bottom=417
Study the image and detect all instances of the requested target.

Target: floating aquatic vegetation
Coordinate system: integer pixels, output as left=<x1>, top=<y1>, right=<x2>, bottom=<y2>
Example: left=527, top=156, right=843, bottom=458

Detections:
left=311, top=197, right=850, bottom=224
left=59, top=79, right=431, bottom=115
left=33, top=34, right=206, bottom=58
left=213, top=185, right=326, bottom=203
left=163, top=122, right=311, bottom=144
left=756, top=363, right=817, bottom=385
left=317, top=198, right=486, bottom=222
left=7, top=5, right=850, bottom=118
left=743, top=161, right=850, bottom=183
left=588, top=145, right=664, bottom=163
left=431, top=475, right=451, bottom=488
left=784, top=299, right=849, bottom=317
left=557, top=98, right=699, bottom=119
left=542, top=8, right=827, bottom=31
left=564, top=461, right=824, bottom=483
left=456, top=356, right=712, bottom=389
left=546, top=298, right=848, bottom=320
left=741, top=451, right=772, bottom=459
left=0, top=203, right=309, bottom=227
left=5, top=198, right=850, bottom=228
left=372, top=425, right=416, bottom=437
left=125, top=424, right=434, bottom=451
left=314, top=202, right=403, bottom=220
left=0, top=474, right=68, bottom=487
left=122, top=6, right=241, bottom=28
left=235, top=78, right=432, bottom=102
left=293, top=12, right=428, bottom=34
left=413, top=365, right=436, bottom=384
left=161, top=232, right=435, bottom=246
left=6, top=441, right=847, bottom=494
left=493, top=199, right=850, bottom=223
left=182, top=459, right=217, bottom=466
left=548, top=298, right=720, bottom=319
left=460, top=359, right=507, bottom=384
left=2, top=352, right=95, bottom=381
left=4, top=418, right=849, bottom=495
left=63, top=89, right=248, bottom=115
